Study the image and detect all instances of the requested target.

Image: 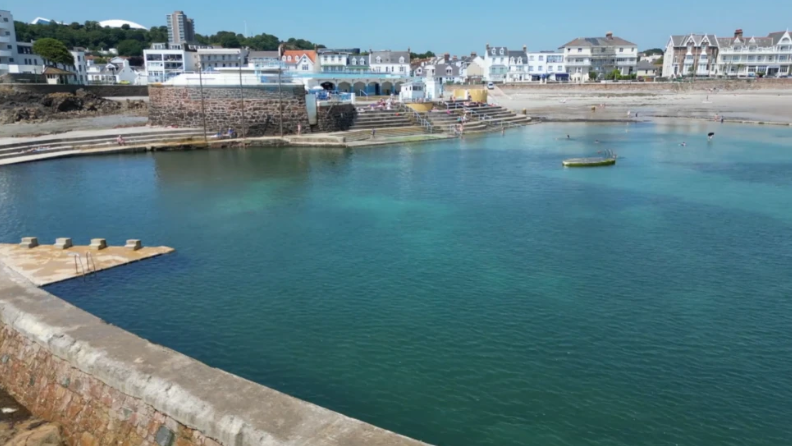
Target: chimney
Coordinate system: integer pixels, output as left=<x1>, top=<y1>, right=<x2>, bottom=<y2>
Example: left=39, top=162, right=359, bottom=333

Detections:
left=605, top=32, right=613, bottom=39
left=523, top=45, right=527, bottom=52
left=486, top=43, right=490, bottom=50
left=444, top=52, right=450, bottom=62
left=471, top=51, right=477, bottom=57
left=278, top=43, right=284, bottom=57
left=407, top=47, right=411, bottom=53
left=734, top=29, right=743, bottom=39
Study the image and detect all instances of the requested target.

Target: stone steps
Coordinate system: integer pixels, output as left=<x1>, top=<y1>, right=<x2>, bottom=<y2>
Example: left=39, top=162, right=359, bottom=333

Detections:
left=0, top=130, right=205, bottom=160
left=342, top=126, right=428, bottom=141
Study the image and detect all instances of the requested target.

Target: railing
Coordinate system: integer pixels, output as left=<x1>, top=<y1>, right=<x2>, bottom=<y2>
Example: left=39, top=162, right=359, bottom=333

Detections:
left=398, top=103, right=434, bottom=133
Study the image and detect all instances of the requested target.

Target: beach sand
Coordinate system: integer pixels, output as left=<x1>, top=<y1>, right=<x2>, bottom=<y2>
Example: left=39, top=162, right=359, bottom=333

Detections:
left=491, top=87, right=792, bottom=124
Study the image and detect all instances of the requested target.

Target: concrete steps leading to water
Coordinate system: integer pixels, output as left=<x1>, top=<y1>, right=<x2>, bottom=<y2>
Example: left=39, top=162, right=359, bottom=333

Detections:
left=341, top=126, right=428, bottom=141
left=0, top=129, right=204, bottom=161
left=350, top=109, right=416, bottom=131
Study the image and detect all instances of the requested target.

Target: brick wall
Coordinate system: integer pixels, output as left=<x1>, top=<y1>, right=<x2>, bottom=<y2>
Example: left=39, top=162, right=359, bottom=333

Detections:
left=0, top=323, right=213, bottom=446
left=149, top=85, right=310, bottom=137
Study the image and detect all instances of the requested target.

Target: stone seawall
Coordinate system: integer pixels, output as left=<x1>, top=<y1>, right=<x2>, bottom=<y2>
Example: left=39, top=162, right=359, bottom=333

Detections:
left=317, top=103, right=357, bottom=132
left=3, top=83, right=149, bottom=97
left=502, top=78, right=792, bottom=92
left=149, top=85, right=310, bottom=137
left=0, top=264, right=428, bottom=446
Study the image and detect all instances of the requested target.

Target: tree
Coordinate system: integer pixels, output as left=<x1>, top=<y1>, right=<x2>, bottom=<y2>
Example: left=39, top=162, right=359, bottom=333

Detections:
left=117, top=39, right=144, bottom=57
left=642, top=48, right=664, bottom=55
left=654, top=56, right=663, bottom=66
left=33, top=38, right=74, bottom=68
left=219, top=34, right=241, bottom=49
left=604, top=69, right=622, bottom=80
left=410, top=50, right=436, bottom=60
left=588, top=71, right=597, bottom=81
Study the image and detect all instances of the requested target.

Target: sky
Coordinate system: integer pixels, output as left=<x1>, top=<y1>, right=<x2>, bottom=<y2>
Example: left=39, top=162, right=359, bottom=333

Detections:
left=8, top=0, right=792, bottom=55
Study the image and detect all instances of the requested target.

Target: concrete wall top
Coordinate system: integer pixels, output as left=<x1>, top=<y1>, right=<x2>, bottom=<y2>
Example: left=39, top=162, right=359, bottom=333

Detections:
left=0, top=264, right=429, bottom=446
left=5, top=83, right=149, bottom=97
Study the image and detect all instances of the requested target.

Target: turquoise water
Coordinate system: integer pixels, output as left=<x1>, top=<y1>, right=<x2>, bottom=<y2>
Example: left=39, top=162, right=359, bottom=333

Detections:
left=1, top=122, right=791, bottom=445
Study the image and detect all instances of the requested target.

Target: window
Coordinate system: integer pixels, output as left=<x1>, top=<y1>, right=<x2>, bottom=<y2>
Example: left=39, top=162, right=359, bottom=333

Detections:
left=577, top=48, right=582, bottom=53
left=222, top=63, right=226, bottom=67
left=510, top=58, right=514, bottom=64
left=491, top=49, right=496, bottom=55
left=538, top=66, right=543, bottom=71
left=558, top=65, right=562, bottom=71
left=400, top=66, right=405, bottom=72
left=517, top=58, right=522, bottom=64
left=376, top=56, right=381, bottom=63
left=548, top=66, right=553, bottom=72
left=538, top=55, right=544, bottom=61
left=529, top=55, right=534, bottom=61
left=302, top=64, right=308, bottom=70
left=528, top=66, right=533, bottom=72
left=499, top=48, right=504, bottom=55
left=619, top=48, right=624, bottom=53
left=399, top=56, right=404, bottom=63
left=287, top=56, right=291, bottom=61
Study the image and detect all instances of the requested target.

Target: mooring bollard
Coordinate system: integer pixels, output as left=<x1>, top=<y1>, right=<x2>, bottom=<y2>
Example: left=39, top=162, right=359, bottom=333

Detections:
left=89, top=238, right=107, bottom=250
left=124, top=239, right=142, bottom=251
left=54, top=238, right=73, bottom=250
left=19, top=237, right=39, bottom=249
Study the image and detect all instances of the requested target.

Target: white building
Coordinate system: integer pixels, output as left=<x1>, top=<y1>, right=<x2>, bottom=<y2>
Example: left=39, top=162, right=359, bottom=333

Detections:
left=526, top=51, right=567, bottom=81
left=87, top=57, right=139, bottom=84
left=281, top=49, right=317, bottom=72
left=716, top=29, right=792, bottom=77
left=144, top=42, right=200, bottom=83
left=197, top=47, right=248, bottom=70
left=482, top=45, right=510, bottom=82
left=640, top=53, right=662, bottom=63
left=561, top=32, right=637, bottom=79
left=369, top=50, right=410, bottom=74
left=318, top=50, right=349, bottom=73
left=1, top=9, right=20, bottom=73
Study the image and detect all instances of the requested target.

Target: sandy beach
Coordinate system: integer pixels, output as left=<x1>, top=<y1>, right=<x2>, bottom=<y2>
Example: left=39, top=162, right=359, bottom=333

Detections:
left=491, top=86, right=792, bottom=124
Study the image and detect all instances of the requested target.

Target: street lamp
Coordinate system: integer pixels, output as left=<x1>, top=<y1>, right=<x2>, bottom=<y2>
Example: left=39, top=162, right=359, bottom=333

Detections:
left=238, top=53, right=247, bottom=138
left=197, top=62, right=208, bottom=144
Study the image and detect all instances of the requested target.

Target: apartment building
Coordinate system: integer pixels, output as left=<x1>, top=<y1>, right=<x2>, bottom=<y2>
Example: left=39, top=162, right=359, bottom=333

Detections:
left=166, top=11, right=196, bottom=45
left=561, top=32, right=638, bottom=78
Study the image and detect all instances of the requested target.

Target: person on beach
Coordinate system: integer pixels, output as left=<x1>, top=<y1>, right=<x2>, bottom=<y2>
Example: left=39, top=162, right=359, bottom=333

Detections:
left=297, top=123, right=302, bottom=135
left=116, top=135, right=126, bottom=146
left=371, top=129, right=376, bottom=139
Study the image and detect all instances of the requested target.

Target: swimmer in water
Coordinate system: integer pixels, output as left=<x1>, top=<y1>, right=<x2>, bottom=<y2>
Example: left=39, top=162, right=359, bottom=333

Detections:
left=595, top=139, right=600, bottom=144
left=566, top=134, right=570, bottom=139
left=679, top=142, right=687, bottom=147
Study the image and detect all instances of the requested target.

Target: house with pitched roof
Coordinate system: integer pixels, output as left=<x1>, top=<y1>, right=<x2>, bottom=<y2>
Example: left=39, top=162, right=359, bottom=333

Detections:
left=369, top=49, right=410, bottom=74
left=281, top=49, right=317, bottom=72
left=560, top=32, right=637, bottom=78
left=482, top=44, right=510, bottom=82
left=661, top=33, right=719, bottom=77
left=715, top=29, right=792, bottom=77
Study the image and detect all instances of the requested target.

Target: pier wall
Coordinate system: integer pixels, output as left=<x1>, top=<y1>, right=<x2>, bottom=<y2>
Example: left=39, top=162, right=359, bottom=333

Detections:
left=149, top=85, right=311, bottom=137
left=316, top=103, right=357, bottom=132
left=0, top=264, right=427, bottom=446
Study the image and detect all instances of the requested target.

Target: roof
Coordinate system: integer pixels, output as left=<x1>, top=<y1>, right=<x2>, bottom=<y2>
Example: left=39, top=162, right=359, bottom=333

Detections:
left=717, top=35, right=774, bottom=47
left=248, top=50, right=279, bottom=59
left=670, top=34, right=718, bottom=47
left=635, top=61, right=658, bottom=70
left=507, top=50, right=527, bottom=60
left=98, top=19, right=148, bottom=30
left=767, top=31, right=788, bottom=45
left=370, top=50, right=409, bottom=64
left=433, top=63, right=460, bottom=77
left=561, top=36, right=636, bottom=48
left=282, top=50, right=316, bottom=63
left=43, top=66, right=75, bottom=75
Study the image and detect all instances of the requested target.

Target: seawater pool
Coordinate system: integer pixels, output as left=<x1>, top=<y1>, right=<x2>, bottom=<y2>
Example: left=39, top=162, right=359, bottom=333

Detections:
left=1, top=122, right=791, bottom=446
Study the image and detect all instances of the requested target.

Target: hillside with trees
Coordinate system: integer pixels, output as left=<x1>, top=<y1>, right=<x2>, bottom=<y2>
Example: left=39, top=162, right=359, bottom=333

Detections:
left=13, top=21, right=324, bottom=57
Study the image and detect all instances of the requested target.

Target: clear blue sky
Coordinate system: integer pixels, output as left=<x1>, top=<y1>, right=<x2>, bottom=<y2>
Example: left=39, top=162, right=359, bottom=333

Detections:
left=10, top=0, right=792, bottom=54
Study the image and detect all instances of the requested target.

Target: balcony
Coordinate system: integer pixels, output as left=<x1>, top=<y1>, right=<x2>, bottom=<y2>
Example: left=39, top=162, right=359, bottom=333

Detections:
left=565, top=60, right=590, bottom=66
left=0, top=49, right=12, bottom=57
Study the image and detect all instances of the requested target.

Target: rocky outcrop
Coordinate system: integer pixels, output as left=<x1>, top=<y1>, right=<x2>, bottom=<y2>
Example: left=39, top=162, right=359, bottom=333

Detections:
left=0, top=88, right=147, bottom=124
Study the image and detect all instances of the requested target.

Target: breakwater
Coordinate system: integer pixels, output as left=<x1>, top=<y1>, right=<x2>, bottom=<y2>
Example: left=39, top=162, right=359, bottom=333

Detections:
left=0, top=264, right=428, bottom=446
